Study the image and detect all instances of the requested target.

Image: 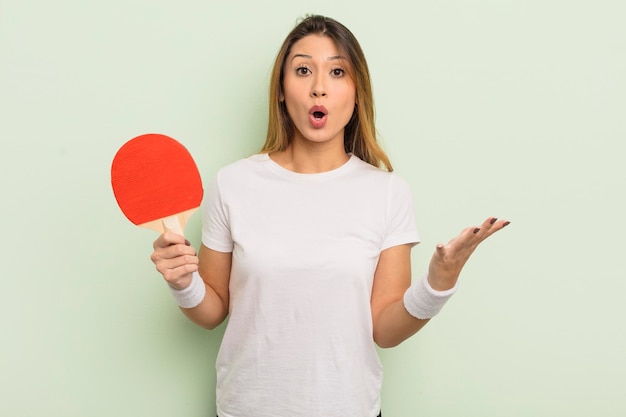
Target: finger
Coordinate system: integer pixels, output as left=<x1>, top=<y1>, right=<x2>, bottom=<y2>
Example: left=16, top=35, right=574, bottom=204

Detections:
left=431, top=243, right=451, bottom=267
left=163, top=231, right=189, bottom=245
left=459, top=225, right=482, bottom=242
left=153, top=232, right=179, bottom=249
left=444, top=217, right=511, bottom=253
left=153, top=251, right=199, bottom=276
left=434, top=242, right=446, bottom=256
left=153, top=231, right=191, bottom=249
left=478, top=216, right=498, bottom=232
left=443, top=225, right=484, bottom=255
left=483, top=217, right=510, bottom=235
left=151, top=243, right=197, bottom=266
left=163, top=244, right=197, bottom=262
left=162, top=264, right=199, bottom=288
left=160, top=253, right=199, bottom=270
left=468, top=217, right=494, bottom=238
left=471, top=217, right=511, bottom=244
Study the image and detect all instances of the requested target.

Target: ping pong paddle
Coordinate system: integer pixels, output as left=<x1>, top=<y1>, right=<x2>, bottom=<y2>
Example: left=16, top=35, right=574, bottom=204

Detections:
left=111, top=133, right=203, bottom=235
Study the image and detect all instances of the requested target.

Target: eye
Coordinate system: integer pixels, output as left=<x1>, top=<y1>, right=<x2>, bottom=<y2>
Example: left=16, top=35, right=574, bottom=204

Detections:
left=295, top=66, right=310, bottom=76
left=331, top=68, right=345, bottom=77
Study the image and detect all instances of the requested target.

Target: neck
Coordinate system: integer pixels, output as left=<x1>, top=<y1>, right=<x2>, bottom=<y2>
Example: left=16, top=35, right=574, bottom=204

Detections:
left=270, top=141, right=349, bottom=174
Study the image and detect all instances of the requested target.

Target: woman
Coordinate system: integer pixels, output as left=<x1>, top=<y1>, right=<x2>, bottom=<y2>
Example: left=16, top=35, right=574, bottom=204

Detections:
left=151, top=15, right=509, bottom=417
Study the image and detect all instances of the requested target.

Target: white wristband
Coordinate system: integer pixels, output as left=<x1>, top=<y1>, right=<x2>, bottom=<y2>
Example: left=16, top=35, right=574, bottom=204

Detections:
left=168, top=271, right=206, bottom=308
left=403, top=274, right=458, bottom=319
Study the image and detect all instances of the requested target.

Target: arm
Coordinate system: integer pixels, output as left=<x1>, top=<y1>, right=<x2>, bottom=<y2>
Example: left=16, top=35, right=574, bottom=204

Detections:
left=371, top=244, right=428, bottom=348
left=371, top=216, right=509, bottom=348
left=180, top=244, right=231, bottom=329
left=151, top=233, right=231, bottom=329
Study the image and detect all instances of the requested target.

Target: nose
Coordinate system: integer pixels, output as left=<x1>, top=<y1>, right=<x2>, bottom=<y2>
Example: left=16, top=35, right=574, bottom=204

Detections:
left=311, top=89, right=327, bottom=98
left=311, top=74, right=327, bottom=98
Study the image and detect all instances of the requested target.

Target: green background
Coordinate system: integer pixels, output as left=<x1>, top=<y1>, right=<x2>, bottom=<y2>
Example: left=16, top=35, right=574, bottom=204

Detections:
left=1, top=0, right=624, bottom=415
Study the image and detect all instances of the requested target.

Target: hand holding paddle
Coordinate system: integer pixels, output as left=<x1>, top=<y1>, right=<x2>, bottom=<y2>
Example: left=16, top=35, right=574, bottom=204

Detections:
left=111, top=133, right=203, bottom=236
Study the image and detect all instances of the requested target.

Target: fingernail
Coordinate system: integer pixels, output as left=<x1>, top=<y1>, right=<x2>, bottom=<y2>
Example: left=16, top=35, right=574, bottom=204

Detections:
left=473, top=227, right=481, bottom=234
left=184, top=239, right=191, bottom=246
left=490, top=217, right=498, bottom=225
left=503, top=221, right=511, bottom=227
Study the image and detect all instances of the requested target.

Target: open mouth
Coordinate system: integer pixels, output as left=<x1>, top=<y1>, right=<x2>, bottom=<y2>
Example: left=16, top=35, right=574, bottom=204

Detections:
left=309, top=106, right=328, bottom=128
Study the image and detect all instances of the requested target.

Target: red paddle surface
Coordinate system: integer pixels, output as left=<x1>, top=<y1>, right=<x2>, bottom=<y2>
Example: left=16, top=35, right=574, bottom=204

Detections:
left=111, top=133, right=203, bottom=227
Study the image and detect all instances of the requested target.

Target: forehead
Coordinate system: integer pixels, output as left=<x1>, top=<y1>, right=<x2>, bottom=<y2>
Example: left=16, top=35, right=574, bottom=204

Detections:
left=288, top=34, right=348, bottom=60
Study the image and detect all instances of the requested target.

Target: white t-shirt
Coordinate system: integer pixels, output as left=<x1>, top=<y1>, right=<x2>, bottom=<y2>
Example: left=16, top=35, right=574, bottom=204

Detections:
left=202, top=153, right=420, bottom=417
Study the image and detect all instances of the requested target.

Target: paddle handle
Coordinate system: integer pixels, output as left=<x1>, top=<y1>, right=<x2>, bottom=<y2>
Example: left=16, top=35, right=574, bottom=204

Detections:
left=162, top=216, right=183, bottom=235
left=137, top=207, right=198, bottom=235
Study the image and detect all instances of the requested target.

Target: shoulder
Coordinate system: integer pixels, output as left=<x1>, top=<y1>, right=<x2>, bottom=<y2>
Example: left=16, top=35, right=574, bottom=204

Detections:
left=210, top=154, right=269, bottom=185
left=206, top=154, right=276, bottom=202
left=216, top=154, right=268, bottom=177
left=349, top=155, right=413, bottom=192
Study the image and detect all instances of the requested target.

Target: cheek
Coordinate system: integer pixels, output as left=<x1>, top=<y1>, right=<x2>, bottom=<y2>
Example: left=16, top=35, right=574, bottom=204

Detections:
left=282, top=94, right=303, bottom=126
left=338, top=80, right=356, bottom=106
left=283, top=79, right=306, bottom=107
left=339, top=87, right=356, bottom=112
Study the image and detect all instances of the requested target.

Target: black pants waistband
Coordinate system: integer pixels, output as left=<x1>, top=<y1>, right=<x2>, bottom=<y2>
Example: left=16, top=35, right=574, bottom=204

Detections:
left=218, top=412, right=381, bottom=417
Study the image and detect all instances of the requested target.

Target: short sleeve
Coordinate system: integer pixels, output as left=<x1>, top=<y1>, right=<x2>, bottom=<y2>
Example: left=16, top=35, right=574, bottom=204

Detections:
left=201, top=173, right=234, bottom=252
left=380, top=174, right=420, bottom=251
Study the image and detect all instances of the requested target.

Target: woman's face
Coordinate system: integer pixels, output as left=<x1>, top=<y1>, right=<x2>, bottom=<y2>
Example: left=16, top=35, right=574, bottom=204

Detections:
left=282, top=34, right=356, bottom=149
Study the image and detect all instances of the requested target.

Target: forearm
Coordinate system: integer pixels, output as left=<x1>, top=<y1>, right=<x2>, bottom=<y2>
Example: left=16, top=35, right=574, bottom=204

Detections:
left=373, top=299, right=430, bottom=348
left=175, top=245, right=231, bottom=329
left=373, top=274, right=457, bottom=348
left=179, top=280, right=229, bottom=330
left=372, top=217, right=509, bottom=347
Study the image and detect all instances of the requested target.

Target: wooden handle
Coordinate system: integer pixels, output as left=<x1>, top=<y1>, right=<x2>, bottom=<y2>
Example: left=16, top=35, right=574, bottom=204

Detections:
left=137, top=207, right=198, bottom=235
left=161, top=216, right=183, bottom=235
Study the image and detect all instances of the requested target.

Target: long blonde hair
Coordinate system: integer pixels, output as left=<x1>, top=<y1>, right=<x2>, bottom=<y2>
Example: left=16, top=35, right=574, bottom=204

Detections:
left=261, top=15, right=393, bottom=171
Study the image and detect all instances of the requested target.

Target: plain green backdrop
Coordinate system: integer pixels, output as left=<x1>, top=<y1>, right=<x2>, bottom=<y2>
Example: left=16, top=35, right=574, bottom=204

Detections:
left=1, top=0, right=624, bottom=416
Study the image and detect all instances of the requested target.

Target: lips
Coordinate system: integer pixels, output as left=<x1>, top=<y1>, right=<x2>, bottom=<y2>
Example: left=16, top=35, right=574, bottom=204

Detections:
left=309, top=105, right=328, bottom=129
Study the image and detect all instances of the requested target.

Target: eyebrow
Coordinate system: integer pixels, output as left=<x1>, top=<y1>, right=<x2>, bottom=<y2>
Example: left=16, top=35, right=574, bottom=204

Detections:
left=291, top=54, right=347, bottom=61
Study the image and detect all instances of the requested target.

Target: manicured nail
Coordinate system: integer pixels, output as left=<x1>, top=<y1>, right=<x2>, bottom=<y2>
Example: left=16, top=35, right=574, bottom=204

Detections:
left=503, top=221, right=511, bottom=227
left=184, top=239, right=191, bottom=246
left=473, top=227, right=481, bottom=234
left=490, top=217, right=498, bottom=225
